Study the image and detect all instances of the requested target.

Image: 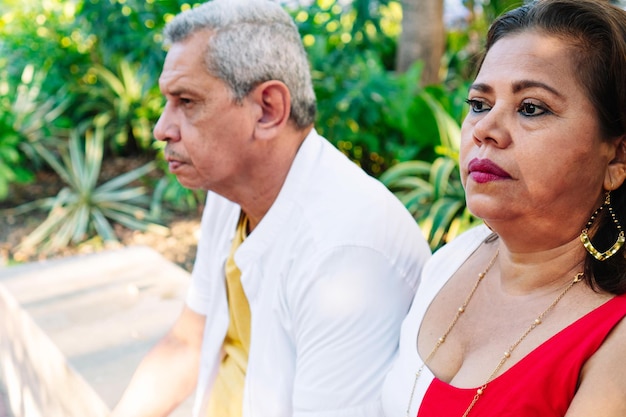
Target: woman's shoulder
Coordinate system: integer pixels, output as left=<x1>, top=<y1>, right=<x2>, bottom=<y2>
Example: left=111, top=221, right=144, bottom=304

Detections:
left=568, top=303, right=626, bottom=416
left=415, top=224, right=493, bottom=298
left=427, top=224, right=493, bottom=270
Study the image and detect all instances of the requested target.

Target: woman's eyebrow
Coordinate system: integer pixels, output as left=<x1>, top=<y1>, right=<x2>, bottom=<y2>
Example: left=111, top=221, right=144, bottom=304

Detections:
left=468, top=80, right=564, bottom=100
left=511, top=79, right=564, bottom=98
left=468, top=82, right=492, bottom=94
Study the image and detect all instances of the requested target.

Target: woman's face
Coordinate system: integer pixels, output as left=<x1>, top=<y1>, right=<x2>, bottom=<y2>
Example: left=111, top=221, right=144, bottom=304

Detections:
left=460, top=32, right=616, bottom=245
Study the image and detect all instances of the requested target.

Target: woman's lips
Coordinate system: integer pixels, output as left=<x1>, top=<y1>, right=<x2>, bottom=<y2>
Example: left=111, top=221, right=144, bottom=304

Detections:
left=468, top=158, right=511, bottom=183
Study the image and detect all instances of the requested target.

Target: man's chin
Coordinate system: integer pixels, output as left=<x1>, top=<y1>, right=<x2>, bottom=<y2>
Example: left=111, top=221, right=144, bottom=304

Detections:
left=175, top=177, right=207, bottom=191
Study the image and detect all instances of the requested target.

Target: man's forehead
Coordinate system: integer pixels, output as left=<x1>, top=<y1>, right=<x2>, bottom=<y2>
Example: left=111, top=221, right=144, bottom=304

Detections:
left=159, top=45, right=204, bottom=86
left=163, top=30, right=211, bottom=67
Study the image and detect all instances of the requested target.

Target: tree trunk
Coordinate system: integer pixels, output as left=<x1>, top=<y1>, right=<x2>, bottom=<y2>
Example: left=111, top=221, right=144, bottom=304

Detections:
left=396, top=0, right=445, bottom=86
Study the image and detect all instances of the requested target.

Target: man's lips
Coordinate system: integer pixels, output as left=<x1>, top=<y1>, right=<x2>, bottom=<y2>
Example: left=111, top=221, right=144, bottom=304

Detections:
left=165, top=155, right=187, bottom=172
left=467, top=158, right=511, bottom=183
left=167, top=160, right=184, bottom=171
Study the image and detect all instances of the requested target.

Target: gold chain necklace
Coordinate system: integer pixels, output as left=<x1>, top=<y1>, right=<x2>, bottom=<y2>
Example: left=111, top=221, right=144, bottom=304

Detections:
left=405, top=249, right=583, bottom=417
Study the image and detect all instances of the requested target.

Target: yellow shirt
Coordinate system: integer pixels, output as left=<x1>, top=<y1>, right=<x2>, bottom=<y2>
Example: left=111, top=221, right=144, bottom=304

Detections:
left=206, top=214, right=251, bottom=417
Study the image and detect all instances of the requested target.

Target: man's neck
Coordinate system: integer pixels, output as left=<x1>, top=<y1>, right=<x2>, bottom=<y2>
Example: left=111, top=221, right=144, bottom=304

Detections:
left=232, top=126, right=313, bottom=233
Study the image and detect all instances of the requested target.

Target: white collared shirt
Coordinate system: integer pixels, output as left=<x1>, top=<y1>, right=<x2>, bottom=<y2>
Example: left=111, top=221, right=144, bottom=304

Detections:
left=187, top=129, right=431, bottom=417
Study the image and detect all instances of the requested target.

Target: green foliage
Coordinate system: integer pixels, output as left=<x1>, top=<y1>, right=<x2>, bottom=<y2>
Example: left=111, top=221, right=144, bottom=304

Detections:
left=146, top=139, right=207, bottom=217
left=0, top=1, right=93, bottom=94
left=444, top=0, right=525, bottom=83
left=312, top=53, right=429, bottom=174
left=7, top=66, right=72, bottom=160
left=78, top=61, right=164, bottom=155
left=0, top=1, right=207, bottom=254
left=294, top=0, right=399, bottom=67
left=380, top=156, right=481, bottom=250
left=151, top=170, right=207, bottom=218
left=0, top=64, right=72, bottom=200
left=8, top=119, right=167, bottom=254
left=373, top=0, right=524, bottom=247
left=464, top=0, right=525, bottom=24
left=297, top=0, right=455, bottom=175
left=0, top=116, right=32, bottom=199
left=1, top=0, right=516, bottom=253
left=75, top=0, right=195, bottom=75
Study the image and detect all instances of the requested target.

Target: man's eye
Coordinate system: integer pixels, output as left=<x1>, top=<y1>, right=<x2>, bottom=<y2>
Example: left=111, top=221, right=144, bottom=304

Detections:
left=465, top=98, right=490, bottom=113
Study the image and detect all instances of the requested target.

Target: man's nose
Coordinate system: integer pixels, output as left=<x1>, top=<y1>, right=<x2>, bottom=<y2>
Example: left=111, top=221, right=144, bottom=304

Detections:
left=153, top=103, right=179, bottom=142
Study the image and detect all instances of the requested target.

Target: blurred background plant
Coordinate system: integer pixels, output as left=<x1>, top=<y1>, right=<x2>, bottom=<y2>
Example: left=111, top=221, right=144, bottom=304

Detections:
left=380, top=156, right=481, bottom=250
left=0, top=64, right=71, bottom=199
left=6, top=117, right=168, bottom=256
left=78, top=62, right=164, bottom=155
left=1, top=0, right=536, bottom=261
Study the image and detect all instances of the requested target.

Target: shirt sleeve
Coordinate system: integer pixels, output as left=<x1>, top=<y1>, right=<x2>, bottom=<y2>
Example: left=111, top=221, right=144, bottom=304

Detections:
left=288, top=244, right=419, bottom=417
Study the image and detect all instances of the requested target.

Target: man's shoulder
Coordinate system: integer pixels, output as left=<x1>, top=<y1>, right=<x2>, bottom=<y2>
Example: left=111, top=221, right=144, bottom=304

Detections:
left=300, top=134, right=405, bottom=208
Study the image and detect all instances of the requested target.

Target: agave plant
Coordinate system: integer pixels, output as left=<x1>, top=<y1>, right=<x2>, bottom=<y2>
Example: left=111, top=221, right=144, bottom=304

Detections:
left=379, top=156, right=481, bottom=250
left=9, top=65, right=72, bottom=162
left=8, top=117, right=167, bottom=254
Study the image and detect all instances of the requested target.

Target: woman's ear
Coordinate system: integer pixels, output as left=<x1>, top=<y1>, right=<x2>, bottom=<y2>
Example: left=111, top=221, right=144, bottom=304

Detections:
left=249, top=80, right=291, bottom=141
left=606, top=135, right=626, bottom=190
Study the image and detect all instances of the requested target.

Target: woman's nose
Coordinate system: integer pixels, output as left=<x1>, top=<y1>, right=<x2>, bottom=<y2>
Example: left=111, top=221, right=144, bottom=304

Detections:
left=469, top=106, right=512, bottom=148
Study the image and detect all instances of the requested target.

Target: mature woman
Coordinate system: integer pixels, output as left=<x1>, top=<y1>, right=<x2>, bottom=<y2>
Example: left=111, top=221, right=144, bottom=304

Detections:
left=382, top=1, right=626, bottom=416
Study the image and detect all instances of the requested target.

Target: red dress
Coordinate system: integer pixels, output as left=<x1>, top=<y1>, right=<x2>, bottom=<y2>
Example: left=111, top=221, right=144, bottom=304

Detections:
left=418, top=294, right=626, bottom=417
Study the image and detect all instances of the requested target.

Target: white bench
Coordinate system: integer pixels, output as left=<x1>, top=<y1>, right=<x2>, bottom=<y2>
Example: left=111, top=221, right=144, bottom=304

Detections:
left=0, top=246, right=193, bottom=417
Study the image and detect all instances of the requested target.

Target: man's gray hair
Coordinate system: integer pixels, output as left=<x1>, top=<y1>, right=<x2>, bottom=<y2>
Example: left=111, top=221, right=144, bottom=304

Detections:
left=164, top=0, right=317, bottom=128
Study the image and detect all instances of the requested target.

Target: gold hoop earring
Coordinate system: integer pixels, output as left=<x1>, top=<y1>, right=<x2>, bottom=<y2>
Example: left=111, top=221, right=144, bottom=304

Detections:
left=580, top=192, right=625, bottom=261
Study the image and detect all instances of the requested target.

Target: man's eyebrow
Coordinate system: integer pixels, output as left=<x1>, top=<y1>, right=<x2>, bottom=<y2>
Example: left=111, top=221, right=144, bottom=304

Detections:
left=161, top=86, right=199, bottom=98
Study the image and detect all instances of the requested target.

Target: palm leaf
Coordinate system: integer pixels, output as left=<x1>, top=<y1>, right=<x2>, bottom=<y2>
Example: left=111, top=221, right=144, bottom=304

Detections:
left=428, top=198, right=464, bottom=248
left=421, top=92, right=461, bottom=155
left=379, top=160, right=431, bottom=185
left=430, top=157, right=456, bottom=200
left=389, top=176, right=432, bottom=192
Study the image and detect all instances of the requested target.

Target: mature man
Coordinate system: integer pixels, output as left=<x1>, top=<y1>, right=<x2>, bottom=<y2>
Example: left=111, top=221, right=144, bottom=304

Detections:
left=112, top=1, right=430, bottom=416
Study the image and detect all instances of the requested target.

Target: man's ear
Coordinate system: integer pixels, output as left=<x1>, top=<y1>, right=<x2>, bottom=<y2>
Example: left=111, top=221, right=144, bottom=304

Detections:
left=250, top=80, right=291, bottom=141
left=606, top=135, right=626, bottom=190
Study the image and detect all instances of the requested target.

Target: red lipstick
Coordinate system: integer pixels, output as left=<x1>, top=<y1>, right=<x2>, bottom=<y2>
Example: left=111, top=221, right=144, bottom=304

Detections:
left=468, top=158, right=511, bottom=183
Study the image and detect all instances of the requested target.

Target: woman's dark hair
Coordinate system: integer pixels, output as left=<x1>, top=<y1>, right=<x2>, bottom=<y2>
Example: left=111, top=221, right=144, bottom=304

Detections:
left=480, top=0, right=626, bottom=294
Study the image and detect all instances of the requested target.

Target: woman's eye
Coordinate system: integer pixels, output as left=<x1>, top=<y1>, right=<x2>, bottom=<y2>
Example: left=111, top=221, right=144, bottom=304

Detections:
left=465, top=98, right=490, bottom=113
left=519, top=101, right=548, bottom=116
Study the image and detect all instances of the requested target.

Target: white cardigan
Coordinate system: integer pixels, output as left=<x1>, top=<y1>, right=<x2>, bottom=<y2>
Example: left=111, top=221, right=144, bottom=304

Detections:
left=381, top=224, right=492, bottom=417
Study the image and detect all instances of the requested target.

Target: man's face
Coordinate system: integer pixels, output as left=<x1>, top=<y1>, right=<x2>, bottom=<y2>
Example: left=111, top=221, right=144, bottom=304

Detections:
left=154, top=30, right=258, bottom=191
